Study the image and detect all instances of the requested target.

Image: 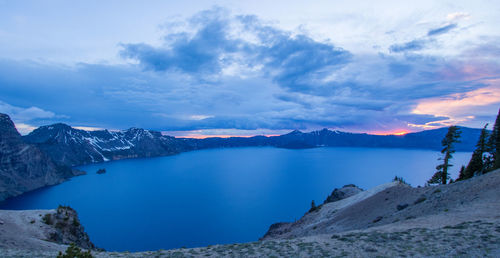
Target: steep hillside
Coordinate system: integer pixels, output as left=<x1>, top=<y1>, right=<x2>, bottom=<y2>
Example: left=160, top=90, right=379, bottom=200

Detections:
left=0, top=114, right=80, bottom=201
left=262, top=169, right=500, bottom=240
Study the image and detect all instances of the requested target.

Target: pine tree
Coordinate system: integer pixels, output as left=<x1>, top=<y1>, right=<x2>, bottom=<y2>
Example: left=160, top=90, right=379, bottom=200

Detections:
left=309, top=200, right=317, bottom=212
left=428, top=126, right=461, bottom=185
left=457, top=165, right=466, bottom=181
left=459, top=124, right=489, bottom=180
left=486, top=108, right=500, bottom=171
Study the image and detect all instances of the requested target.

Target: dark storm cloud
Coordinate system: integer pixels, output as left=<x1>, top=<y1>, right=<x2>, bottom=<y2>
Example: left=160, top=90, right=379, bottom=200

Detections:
left=121, top=9, right=242, bottom=75
left=121, top=8, right=351, bottom=93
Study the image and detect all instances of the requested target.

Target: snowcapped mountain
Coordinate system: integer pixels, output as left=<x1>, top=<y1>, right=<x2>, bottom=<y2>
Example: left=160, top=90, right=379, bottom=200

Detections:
left=23, top=123, right=482, bottom=167
left=23, top=124, right=186, bottom=166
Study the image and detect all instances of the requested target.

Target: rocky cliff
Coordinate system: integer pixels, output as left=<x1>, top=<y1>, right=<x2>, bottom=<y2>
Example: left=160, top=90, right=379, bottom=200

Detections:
left=41, top=205, right=96, bottom=250
left=0, top=114, right=79, bottom=201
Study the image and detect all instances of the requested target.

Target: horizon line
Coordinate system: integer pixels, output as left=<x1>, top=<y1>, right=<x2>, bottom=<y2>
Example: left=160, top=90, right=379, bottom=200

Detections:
left=14, top=121, right=468, bottom=138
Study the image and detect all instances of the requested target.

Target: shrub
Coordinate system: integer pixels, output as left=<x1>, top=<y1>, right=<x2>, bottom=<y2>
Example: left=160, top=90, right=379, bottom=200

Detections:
left=393, top=176, right=409, bottom=185
left=372, top=216, right=383, bottom=223
left=42, top=214, right=53, bottom=225
left=57, top=243, right=92, bottom=258
left=55, top=221, right=66, bottom=229
left=308, top=200, right=322, bottom=212
left=396, top=203, right=409, bottom=211
left=58, top=205, right=72, bottom=212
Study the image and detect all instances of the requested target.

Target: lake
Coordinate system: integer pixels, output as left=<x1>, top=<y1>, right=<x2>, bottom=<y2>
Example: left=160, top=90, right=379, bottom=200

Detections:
left=0, top=147, right=472, bottom=251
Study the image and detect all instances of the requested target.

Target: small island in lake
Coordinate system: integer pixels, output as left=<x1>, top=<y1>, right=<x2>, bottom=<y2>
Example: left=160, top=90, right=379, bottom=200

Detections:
left=96, top=169, right=106, bottom=174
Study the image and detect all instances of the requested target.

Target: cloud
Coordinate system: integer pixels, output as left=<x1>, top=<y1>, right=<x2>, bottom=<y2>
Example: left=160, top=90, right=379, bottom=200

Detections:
left=187, top=115, right=215, bottom=121
left=389, top=16, right=461, bottom=54
left=121, top=8, right=351, bottom=93
left=0, top=8, right=499, bottom=135
left=13, top=123, right=38, bottom=135
left=411, top=83, right=500, bottom=128
left=446, top=12, right=470, bottom=22
left=427, top=23, right=457, bottom=36
left=0, top=100, right=57, bottom=121
left=0, top=100, right=62, bottom=134
left=389, top=39, right=427, bottom=53
left=121, top=8, right=242, bottom=76
left=388, top=23, right=457, bottom=53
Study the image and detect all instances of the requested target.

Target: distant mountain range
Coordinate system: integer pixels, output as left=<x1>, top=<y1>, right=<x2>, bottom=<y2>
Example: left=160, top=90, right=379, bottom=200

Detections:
left=0, top=112, right=483, bottom=201
left=23, top=121, right=481, bottom=167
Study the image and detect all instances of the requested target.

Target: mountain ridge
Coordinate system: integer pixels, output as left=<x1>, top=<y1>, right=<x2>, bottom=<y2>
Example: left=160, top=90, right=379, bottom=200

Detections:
left=22, top=121, right=482, bottom=167
left=0, top=112, right=483, bottom=201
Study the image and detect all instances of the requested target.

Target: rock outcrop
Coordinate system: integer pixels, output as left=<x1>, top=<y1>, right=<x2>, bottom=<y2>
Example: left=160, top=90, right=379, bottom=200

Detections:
left=42, top=206, right=96, bottom=250
left=0, top=114, right=79, bottom=201
left=323, top=184, right=363, bottom=204
left=0, top=206, right=96, bottom=252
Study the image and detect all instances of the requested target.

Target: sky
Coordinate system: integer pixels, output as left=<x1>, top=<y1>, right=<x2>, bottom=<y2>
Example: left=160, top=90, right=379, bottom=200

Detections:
left=0, top=0, right=499, bottom=137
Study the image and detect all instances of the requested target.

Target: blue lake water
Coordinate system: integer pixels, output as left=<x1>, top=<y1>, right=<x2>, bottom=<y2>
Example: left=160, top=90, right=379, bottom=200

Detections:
left=0, top=147, right=471, bottom=251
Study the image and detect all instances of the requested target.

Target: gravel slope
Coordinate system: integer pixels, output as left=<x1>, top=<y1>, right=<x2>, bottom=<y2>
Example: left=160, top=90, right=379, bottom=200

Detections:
left=263, top=169, right=500, bottom=240
left=2, top=219, right=499, bottom=257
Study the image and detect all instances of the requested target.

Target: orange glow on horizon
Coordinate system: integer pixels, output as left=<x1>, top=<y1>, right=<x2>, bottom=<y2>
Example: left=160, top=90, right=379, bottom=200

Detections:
left=393, top=131, right=410, bottom=136
left=369, top=130, right=411, bottom=136
left=175, top=134, right=281, bottom=139
left=173, top=130, right=417, bottom=138
left=176, top=131, right=414, bottom=138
